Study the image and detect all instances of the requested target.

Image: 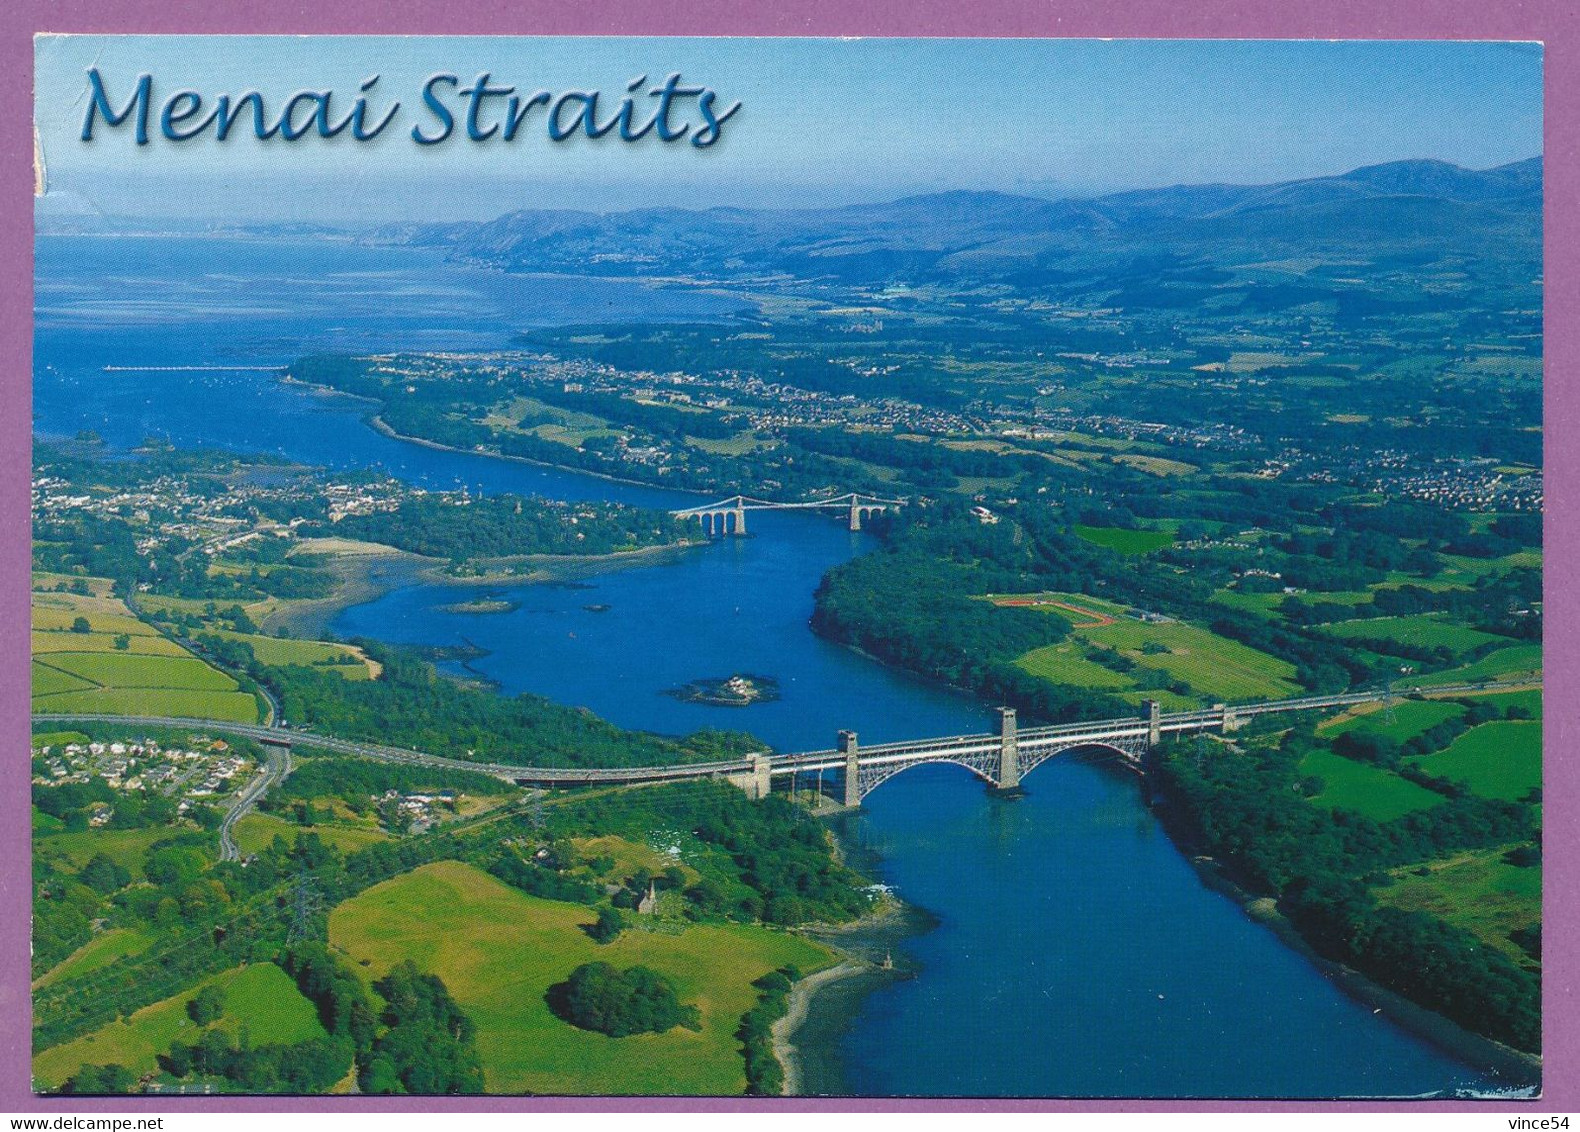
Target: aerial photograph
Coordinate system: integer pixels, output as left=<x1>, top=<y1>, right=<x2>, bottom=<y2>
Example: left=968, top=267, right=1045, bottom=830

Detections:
left=28, top=36, right=1542, bottom=1098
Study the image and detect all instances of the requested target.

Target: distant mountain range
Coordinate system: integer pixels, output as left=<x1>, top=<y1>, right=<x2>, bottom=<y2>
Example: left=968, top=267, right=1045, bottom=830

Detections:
left=37, top=157, right=1540, bottom=293
left=356, top=157, right=1541, bottom=287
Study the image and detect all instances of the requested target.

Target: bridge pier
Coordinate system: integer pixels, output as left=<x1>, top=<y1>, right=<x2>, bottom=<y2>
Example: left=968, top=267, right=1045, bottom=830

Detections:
left=997, top=707, right=1020, bottom=791
left=732, top=507, right=747, bottom=536
left=1143, top=699, right=1163, bottom=746
left=848, top=505, right=862, bottom=532
left=1217, top=703, right=1244, bottom=733
left=748, top=753, right=772, bottom=799
left=840, top=730, right=861, bottom=807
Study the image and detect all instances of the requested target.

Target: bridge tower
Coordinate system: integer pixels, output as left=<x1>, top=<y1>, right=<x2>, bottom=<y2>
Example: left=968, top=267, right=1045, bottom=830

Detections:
left=840, top=730, right=861, bottom=807
left=748, top=753, right=772, bottom=800
left=732, top=506, right=747, bottom=536
left=848, top=502, right=863, bottom=531
left=1142, top=699, right=1163, bottom=746
left=997, top=707, right=1020, bottom=791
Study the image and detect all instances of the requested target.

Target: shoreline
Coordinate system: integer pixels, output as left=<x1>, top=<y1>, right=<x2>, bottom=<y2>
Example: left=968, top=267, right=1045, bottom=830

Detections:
left=365, top=411, right=696, bottom=495
left=771, top=961, right=866, bottom=1097
left=263, top=538, right=700, bottom=639
left=291, top=375, right=1540, bottom=1095
left=774, top=897, right=931, bottom=1098
left=770, top=814, right=936, bottom=1097
left=1149, top=796, right=1542, bottom=1093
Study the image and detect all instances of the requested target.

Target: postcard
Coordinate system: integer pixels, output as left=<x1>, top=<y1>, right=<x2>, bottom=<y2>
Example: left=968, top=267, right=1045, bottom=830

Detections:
left=16, top=26, right=1560, bottom=1109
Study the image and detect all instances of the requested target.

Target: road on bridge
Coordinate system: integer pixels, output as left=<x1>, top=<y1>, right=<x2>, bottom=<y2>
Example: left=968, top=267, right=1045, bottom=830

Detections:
left=34, top=680, right=1513, bottom=801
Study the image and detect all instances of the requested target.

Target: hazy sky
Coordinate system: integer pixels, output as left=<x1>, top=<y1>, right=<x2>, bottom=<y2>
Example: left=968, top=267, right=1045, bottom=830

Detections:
left=34, top=36, right=1543, bottom=224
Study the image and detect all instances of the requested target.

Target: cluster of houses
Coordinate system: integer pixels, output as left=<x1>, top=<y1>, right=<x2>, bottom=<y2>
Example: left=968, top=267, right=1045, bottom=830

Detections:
left=33, top=737, right=253, bottom=817
left=380, top=789, right=455, bottom=834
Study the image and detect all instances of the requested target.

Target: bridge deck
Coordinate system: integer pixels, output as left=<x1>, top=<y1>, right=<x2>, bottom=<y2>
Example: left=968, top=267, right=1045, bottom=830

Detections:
left=33, top=682, right=1497, bottom=788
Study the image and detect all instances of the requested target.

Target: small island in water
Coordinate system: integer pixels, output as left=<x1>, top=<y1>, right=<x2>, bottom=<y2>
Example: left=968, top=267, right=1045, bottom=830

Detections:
left=667, top=673, right=780, bottom=707
left=437, top=597, right=520, bottom=615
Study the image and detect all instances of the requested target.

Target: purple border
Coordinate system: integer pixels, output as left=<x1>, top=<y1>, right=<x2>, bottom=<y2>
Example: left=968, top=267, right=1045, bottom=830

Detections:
left=2, top=0, right=1572, bottom=1114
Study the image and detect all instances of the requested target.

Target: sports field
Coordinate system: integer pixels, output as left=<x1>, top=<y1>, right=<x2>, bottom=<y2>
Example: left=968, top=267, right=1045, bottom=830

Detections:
left=1012, top=591, right=1299, bottom=704
left=329, top=860, right=834, bottom=1095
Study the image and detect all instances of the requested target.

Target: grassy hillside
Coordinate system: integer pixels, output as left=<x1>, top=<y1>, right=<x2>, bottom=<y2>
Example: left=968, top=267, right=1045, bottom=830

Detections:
left=329, top=860, right=834, bottom=1095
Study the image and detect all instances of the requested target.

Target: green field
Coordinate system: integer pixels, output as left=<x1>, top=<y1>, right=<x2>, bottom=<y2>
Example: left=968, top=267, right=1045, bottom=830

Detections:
left=32, top=687, right=261, bottom=723
left=33, top=929, right=155, bottom=990
left=1085, top=619, right=1299, bottom=701
left=1321, top=699, right=1465, bottom=745
left=31, top=661, right=96, bottom=697
left=35, top=827, right=205, bottom=875
left=31, top=629, right=190, bottom=657
left=1409, top=720, right=1541, bottom=802
left=1012, top=592, right=1299, bottom=704
left=1208, top=590, right=1285, bottom=618
left=1320, top=614, right=1504, bottom=656
left=1464, top=688, right=1543, bottom=717
left=1378, top=848, right=1540, bottom=964
left=1411, top=644, right=1542, bottom=687
left=1298, top=748, right=1445, bottom=821
left=33, top=962, right=327, bottom=1089
left=32, top=607, right=163, bottom=639
left=234, top=812, right=390, bottom=857
left=208, top=631, right=373, bottom=679
left=36, top=652, right=240, bottom=692
left=1016, top=642, right=1132, bottom=689
left=1073, top=525, right=1175, bottom=555
left=32, top=596, right=262, bottom=722
left=329, top=860, right=834, bottom=1095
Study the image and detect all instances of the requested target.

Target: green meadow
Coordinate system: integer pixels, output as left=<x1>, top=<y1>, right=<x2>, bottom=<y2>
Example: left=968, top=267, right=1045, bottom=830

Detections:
left=33, top=962, right=326, bottom=1090
left=33, top=928, right=156, bottom=990
left=1073, top=525, right=1175, bottom=555
left=1298, top=748, right=1444, bottom=822
left=1320, top=614, right=1504, bottom=657
left=329, top=860, right=834, bottom=1095
left=233, top=812, right=391, bottom=857
left=207, top=631, right=375, bottom=679
left=1409, top=720, right=1541, bottom=802
left=1321, top=699, right=1465, bottom=745
left=1411, top=644, right=1542, bottom=687
left=1378, top=848, right=1540, bottom=964
left=1011, top=592, right=1299, bottom=704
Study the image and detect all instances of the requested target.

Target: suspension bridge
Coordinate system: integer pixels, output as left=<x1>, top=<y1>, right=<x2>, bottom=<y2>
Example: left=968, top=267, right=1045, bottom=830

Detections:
left=671, top=492, right=907, bottom=535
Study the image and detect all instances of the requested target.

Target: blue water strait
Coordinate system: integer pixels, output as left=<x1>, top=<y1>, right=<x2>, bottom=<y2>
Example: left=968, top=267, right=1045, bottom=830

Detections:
left=33, top=236, right=1501, bottom=1097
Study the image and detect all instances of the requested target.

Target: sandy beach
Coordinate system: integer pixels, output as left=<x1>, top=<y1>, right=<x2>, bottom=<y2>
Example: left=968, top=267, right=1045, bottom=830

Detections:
left=771, top=960, right=868, bottom=1096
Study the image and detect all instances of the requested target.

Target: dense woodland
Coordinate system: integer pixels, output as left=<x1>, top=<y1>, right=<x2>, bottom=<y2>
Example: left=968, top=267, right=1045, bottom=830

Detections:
left=549, top=962, right=700, bottom=1038
left=319, top=492, right=694, bottom=562
left=1152, top=725, right=1539, bottom=1052
left=224, top=639, right=759, bottom=769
